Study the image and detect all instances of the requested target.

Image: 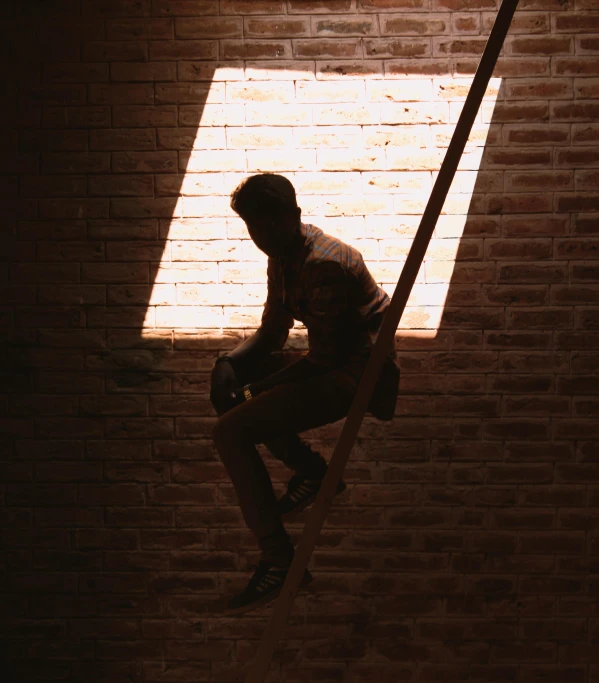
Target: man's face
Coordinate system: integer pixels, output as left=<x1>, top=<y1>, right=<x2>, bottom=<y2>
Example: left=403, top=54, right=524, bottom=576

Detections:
left=243, top=210, right=300, bottom=259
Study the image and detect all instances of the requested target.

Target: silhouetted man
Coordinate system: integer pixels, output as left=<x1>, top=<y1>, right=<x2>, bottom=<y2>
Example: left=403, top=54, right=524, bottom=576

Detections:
left=210, top=173, right=400, bottom=615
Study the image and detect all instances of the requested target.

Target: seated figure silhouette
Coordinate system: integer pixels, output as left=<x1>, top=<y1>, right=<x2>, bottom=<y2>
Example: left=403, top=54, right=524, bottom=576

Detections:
left=210, top=173, right=400, bottom=615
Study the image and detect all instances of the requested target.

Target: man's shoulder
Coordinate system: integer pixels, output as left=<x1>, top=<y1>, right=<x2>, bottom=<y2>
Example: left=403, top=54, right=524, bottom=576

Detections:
left=307, top=229, right=364, bottom=275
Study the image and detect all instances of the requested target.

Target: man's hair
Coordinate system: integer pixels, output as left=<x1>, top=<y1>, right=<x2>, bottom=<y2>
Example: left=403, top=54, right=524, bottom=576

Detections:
left=230, top=173, right=298, bottom=219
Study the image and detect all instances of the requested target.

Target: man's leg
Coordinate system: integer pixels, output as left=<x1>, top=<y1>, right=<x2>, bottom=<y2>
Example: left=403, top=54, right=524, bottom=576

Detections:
left=211, top=351, right=328, bottom=477
left=211, top=366, right=357, bottom=566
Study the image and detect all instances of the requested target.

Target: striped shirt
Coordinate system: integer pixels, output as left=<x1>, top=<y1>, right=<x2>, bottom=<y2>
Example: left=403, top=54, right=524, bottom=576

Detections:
left=260, top=221, right=400, bottom=419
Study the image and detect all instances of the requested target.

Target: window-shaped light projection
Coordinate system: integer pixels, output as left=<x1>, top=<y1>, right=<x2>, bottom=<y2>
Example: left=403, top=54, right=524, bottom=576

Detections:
left=141, top=65, right=501, bottom=340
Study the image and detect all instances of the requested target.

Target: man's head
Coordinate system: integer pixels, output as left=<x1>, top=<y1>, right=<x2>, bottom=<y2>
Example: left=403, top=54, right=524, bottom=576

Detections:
left=230, top=173, right=302, bottom=259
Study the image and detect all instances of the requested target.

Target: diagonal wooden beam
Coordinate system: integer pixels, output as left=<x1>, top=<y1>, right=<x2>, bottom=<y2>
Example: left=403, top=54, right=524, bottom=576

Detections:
left=245, top=0, right=520, bottom=678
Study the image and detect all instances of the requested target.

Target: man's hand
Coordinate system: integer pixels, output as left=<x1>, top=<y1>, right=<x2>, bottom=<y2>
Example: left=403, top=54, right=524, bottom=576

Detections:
left=210, top=359, right=245, bottom=414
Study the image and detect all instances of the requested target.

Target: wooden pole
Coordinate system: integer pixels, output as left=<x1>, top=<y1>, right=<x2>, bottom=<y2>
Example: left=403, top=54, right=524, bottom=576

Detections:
left=245, top=0, right=520, bottom=679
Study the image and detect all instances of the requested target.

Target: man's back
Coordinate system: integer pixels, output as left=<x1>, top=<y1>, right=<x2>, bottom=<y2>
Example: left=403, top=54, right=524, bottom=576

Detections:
left=262, top=221, right=394, bottom=365
left=261, top=222, right=400, bottom=421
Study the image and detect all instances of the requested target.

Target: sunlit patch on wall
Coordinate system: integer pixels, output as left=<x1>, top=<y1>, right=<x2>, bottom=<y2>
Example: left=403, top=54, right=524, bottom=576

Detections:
left=142, top=65, right=501, bottom=342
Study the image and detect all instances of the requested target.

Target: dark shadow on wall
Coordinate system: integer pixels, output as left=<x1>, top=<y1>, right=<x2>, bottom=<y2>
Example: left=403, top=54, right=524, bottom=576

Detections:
left=2, top=3, right=216, bottom=682
left=3, top=0, right=581, bottom=680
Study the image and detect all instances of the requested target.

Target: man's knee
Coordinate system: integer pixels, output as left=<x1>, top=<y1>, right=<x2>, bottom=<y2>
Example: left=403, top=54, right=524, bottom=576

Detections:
left=212, top=408, right=256, bottom=452
left=212, top=411, right=232, bottom=448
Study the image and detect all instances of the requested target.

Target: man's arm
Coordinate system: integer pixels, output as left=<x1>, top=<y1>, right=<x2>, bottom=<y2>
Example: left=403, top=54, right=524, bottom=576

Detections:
left=250, top=261, right=356, bottom=395
left=303, top=260, right=355, bottom=369
left=220, top=257, right=294, bottom=371
left=251, top=260, right=357, bottom=393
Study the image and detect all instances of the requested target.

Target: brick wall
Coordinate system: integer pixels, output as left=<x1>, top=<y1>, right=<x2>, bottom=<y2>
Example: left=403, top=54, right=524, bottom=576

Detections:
left=2, top=0, right=599, bottom=681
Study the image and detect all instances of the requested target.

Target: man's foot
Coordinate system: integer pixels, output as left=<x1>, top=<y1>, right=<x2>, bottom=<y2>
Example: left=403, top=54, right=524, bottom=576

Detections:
left=223, top=560, right=313, bottom=616
left=278, top=473, right=346, bottom=522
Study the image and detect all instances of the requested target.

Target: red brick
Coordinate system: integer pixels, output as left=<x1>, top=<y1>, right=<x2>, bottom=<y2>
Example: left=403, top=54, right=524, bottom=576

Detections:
left=110, top=62, right=177, bottom=82
left=488, top=194, right=553, bottom=214
left=89, top=83, right=154, bottom=105
left=21, top=84, right=87, bottom=106
left=152, top=0, right=218, bottom=14
left=571, top=264, right=599, bottom=282
left=88, top=175, right=154, bottom=197
left=577, top=309, right=599, bottom=329
left=498, top=264, right=568, bottom=284
left=21, top=175, right=87, bottom=198
left=38, top=199, right=108, bottom=220
left=551, top=285, right=599, bottom=305
left=488, top=102, right=549, bottom=122
left=574, top=79, right=599, bottom=99
left=81, top=395, right=147, bottom=417
left=502, top=216, right=569, bottom=237
left=221, top=39, right=291, bottom=59
left=295, top=39, right=362, bottom=59
left=42, top=153, right=110, bottom=175
left=150, top=40, right=217, bottom=61
left=155, top=83, right=214, bottom=105
left=558, top=376, right=599, bottom=395
left=112, top=151, right=177, bottom=173
left=37, top=329, right=106, bottom=348
left=290, top=0, right=352, bottom=10
left=384, top=59, right=443, bottom=76
left=505, top=80, right=572, bottom=100
left=42, top=63, right=109, bottom=83
left=365, top=38, right=430, bottom=57
left=485, top=149, right=552, bottom=168
left=19, top=130, right=89, bottom=153
left=578, top=36, right=599, bottom=53
left=508, top=308, right=573, bottom=329
left=88, top=219, right=158, bottom=240
left=556, top=331, right=599, bottom=350
left=38, top=285, right=105, bottom=306
left=452, top=13, right=480, bottom=33
left=555, top=420, right=599, bottom=440
left=176, top=61, right=233, bottom=82
left=484, top=420, right=550, bottom=441
left=509, top=36, right=572, bottom=55
left=83, top=41, right=148, bottom=62
left=504, top=123, right=570, bottom=146
left=106, top=18, right=174, bottom=39
left=556, top=239, right=599, bottom=260
left=383, top=15, right=449, bottom=34
left=486, top=239, right=552, bottom=260
left=110, top=198, right=179, bottom=218
left=482, top=285, right=549, bottom=307
left=87, top=306, right=149, bottom=328
left=557, top=148, right=599, bottom=168
left=554, top=58, right=599, bottom=77
left=505, top=396, right=569, bottom=416
left=82, top=0, right=151, bottom=16
left=113, top=105, right=178, bottom=128
left=36, top=417, right=105, bottom=439
left=434, top=37, right=487, bottom=56
left=456, top=57, right=550, bottom=78
left=90, top=128, right=156, bottom=151
left=314, top=17, right=377, bottom=36
left=105, top=241, right=166, bottom=261
left=175, top=17, right=241, bottom=38
left=11, top=263, right=80, bottom=284
left=245, top=18, right=310, bottom=37
left=37, top=240, right=105, bottom=261
left=572, top=352, right=599, bottom=373
left=149, top=396, right=211, bottom=416
left=82, top=263, right=149, bottom=284
left=222, top=0, right=283, bottom=12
